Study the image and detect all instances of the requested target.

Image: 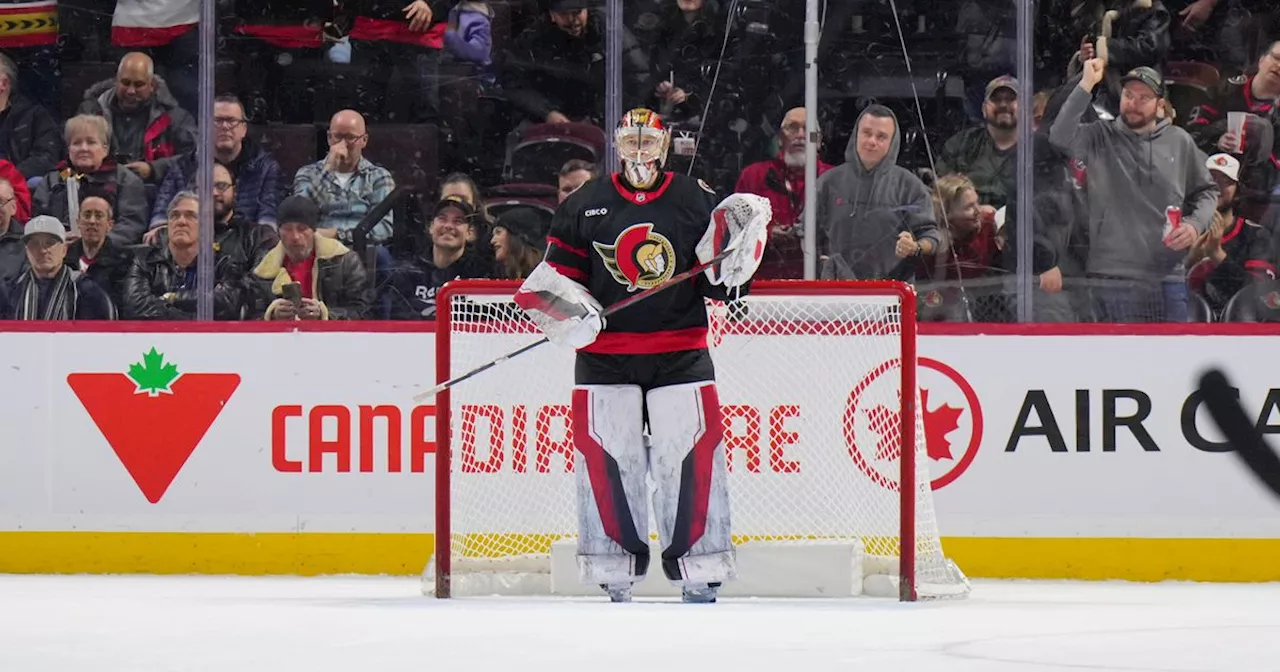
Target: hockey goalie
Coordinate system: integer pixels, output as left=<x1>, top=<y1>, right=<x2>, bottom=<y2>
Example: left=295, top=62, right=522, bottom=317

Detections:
left=514, top=109, right=771, bottom=603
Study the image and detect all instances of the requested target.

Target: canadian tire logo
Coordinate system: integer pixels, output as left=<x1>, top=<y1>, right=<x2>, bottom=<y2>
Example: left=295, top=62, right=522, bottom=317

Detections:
left=67, top=348, right=240, bottom=503
left=844, top=357, right=982, bottom=491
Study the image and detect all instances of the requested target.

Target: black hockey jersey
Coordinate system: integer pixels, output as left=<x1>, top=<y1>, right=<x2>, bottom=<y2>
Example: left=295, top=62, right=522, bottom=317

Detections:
left=544, top=172, right=735, bottom=355
left=1187, top=74, right=1279, bottom=222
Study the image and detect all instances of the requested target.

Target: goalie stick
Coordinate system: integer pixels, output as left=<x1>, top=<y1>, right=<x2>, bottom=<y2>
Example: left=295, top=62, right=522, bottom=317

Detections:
left=412, top=246, right=737, bottom=402
left=1198, top=368, right=1280, bottom=501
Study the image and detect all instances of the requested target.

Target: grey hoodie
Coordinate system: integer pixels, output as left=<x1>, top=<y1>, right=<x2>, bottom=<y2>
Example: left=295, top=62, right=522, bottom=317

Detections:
left=816, top=107, right=939, bottom=281
left=1049, top=85, right=1218, bottom=280
left=79, top=76, right=197, bottom=185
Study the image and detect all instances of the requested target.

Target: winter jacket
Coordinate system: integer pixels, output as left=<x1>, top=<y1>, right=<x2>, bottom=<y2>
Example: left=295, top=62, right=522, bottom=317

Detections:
left=444, top=2, right=494, bottom=82
left=78, top=75, right=196, bottom=184
left=32, top=160, right=150, bottom=245
left=380, top=248, right=492, bottom=319
left=815, top=107, right=940, bottom=282
left=503, top=10, right=651, bottom=124
left=648, top=2, right=725, bottom=118
left=217, top=215, right=280, bottom=271
left=935, top=126, right=1016, bottom=209
left=65, top=237, right=134, bottom=312
left=0, top=224, right=25, bottom=284
left=121, top=244, right=247, bottom=320
left=251, top=235, right=370, bottom=320
left=734, top=152, right=833, bottom=279
left=1060, top=0, right=1171, bottom=115
left=1049, top=84, right=1219, bottom=280
left=1, top=268, right=115, bottom=321
left=0, top=95, right=61, bottom=179
left=1186, top=74, right=1279, bottom=223
left=148, top=137, right=283, bottom=229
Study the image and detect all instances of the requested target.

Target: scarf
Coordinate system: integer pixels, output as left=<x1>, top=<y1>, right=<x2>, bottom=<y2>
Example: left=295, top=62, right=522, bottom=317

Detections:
left=16, top=267, right=79, bottom=320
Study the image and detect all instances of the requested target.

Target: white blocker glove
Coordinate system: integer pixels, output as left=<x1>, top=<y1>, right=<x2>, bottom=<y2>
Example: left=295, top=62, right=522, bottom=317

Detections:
left=513, top=262, right=605, bottom=350
left=696, top=193, right=772, bottom=288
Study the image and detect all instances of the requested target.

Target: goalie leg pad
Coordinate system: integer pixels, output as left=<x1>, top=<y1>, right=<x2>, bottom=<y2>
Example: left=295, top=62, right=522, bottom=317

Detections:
left=572, top=385, right=651, bottom=584
left=645, top=381, right=737, bottom=585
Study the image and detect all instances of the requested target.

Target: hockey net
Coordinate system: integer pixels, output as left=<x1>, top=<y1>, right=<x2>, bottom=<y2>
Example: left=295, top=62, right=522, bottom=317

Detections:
left=427, top=280, right=969, bottom=600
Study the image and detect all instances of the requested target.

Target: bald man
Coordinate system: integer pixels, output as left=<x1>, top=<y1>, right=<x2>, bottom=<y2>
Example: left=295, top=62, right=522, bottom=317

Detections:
left=734, top=107, right=833, bottom=279
left=78, top=51, right=196, bottom=184
left=291, top=109, right=395, bottom=242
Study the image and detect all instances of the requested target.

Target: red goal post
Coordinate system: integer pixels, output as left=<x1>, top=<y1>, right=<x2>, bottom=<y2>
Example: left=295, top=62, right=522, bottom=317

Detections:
left=430, top=280, right=968, bottom=600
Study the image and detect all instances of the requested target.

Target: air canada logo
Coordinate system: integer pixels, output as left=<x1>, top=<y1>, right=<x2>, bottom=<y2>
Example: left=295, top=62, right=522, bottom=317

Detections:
left=593, top=222, right=676, bottom=292
left=844, top=357, right=982, bottom=491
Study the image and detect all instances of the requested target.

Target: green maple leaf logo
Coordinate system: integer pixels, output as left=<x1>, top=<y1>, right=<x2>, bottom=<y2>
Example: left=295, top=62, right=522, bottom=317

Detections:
left=127, top=348, right=181, bottom=397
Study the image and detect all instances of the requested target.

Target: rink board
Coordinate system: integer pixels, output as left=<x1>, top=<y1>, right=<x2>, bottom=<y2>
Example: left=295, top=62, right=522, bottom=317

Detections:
left=1, top=321, right=1280, bottom=581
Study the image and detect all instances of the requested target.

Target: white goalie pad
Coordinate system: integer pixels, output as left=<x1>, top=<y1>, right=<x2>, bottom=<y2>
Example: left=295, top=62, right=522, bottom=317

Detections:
left=696, top=193, right=772, bottom=288
left=513, top=263, right=605, bottom=350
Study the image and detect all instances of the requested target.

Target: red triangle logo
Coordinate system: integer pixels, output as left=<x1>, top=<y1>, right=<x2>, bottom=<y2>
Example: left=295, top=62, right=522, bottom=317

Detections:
left=68, top=372, right=240, bottom=503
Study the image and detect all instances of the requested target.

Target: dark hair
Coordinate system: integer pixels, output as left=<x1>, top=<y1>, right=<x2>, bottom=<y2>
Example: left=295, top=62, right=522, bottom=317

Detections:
left=861, top=104, right=895, bottom=121
left=214, top=93, right=247, bottom=119
left=559, top=159, right=597, bottom=178
left=78, top=186, right=116, bottom=211
left=213, top=159, right=235, bottom=184
left=439, top=172, right=493, bottom=224
left=498, top=231, right=545, bottom=280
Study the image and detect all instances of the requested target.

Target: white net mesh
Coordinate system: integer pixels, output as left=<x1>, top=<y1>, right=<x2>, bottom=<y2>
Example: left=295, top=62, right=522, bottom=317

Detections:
left=431, top=281, right=968, bottom=599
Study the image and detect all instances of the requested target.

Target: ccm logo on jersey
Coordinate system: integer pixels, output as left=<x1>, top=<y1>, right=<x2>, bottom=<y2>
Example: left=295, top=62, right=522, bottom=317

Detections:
left=593, top=222, right=676, bottom=292
left=585, top=207, right=609, bottom=217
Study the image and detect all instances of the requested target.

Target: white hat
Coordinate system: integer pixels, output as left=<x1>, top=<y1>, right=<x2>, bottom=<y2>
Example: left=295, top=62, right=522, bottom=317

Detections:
left=1206, top=153, right=1240, bottom=182
left=22, top=215, right=66, bottom=242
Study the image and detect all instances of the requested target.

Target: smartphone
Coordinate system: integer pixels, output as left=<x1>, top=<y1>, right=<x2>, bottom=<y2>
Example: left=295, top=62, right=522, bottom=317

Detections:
left=282, top=282, right=303, bottom=308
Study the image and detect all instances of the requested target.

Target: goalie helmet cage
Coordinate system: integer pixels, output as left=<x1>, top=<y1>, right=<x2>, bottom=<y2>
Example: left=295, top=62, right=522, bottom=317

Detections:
left=430, top=280, right=969, bottom=601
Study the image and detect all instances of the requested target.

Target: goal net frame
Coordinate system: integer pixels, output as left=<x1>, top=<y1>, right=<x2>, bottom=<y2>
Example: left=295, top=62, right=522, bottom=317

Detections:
left=432, top=279, right=948, bottom=601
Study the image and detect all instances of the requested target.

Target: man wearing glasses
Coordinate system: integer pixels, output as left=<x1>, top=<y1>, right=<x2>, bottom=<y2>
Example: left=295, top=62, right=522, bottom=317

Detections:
left=292, top=109, right=395, bottom=243
left=65, top=188, right=133, bottom=311
left=144, top=94, right=283, bottom=244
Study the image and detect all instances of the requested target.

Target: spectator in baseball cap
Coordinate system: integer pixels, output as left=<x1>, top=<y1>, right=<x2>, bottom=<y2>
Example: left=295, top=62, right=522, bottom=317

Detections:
left=492, top=206, right=550, bottom=279
left=2, top=215, right=115, bottom=320
left=378, top=193, right=493, bottom=319
left=1188, top=152, right=1275, bottom=318
left=936, top=75, right=1020, bottom=210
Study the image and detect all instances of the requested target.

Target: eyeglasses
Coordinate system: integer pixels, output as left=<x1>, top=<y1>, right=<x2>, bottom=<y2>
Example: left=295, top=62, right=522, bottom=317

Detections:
left=327, top=132, right=367, bottom=144
left=214, top=181, right=233, bottom=193
left=213, top=117, right=246, bottom=128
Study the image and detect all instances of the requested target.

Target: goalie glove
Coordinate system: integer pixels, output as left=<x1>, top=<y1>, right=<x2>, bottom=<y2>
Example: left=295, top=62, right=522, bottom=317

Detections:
left=696, top=193, right=772, bottom=288
left=514, top=262, right=605, bottom=350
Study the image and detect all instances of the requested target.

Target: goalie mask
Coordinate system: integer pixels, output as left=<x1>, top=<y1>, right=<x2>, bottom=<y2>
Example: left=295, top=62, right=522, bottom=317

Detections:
left=615, top=108, right=671, bottom=189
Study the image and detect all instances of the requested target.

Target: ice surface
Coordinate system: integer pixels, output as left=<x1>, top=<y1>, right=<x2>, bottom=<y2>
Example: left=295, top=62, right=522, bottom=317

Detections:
left=1, top=575, right=1278, bottom=671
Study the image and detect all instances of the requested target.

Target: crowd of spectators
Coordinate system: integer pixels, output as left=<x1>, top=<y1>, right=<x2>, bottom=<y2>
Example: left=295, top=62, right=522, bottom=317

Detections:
left=0, top=0, right=1276, bottom=323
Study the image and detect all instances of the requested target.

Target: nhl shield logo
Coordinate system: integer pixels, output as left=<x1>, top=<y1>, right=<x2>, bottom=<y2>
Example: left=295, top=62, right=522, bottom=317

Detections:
left=593, top=222, right=677, bottom=291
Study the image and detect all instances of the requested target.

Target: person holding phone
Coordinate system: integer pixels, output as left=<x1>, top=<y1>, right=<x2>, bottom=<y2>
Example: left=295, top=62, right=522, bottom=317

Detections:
left=252, top=195, right=370, bottom=320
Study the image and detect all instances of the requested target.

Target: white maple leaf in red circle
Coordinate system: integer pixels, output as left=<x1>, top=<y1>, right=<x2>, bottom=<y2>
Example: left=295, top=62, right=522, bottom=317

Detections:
left=868, top=388, right=964, bottom=462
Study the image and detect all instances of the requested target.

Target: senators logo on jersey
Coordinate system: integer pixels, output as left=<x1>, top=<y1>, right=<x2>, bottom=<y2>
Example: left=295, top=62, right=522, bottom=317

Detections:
left=593, top=222, right=677, bottom=292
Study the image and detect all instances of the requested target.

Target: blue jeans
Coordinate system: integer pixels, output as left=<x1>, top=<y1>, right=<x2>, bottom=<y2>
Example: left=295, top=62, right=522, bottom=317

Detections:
left=1089, top=277, right=1188, bottom=323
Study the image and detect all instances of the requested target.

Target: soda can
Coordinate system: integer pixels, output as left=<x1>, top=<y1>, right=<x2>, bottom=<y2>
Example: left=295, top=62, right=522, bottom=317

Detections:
left=1164, top=205, right=1181, bottom=239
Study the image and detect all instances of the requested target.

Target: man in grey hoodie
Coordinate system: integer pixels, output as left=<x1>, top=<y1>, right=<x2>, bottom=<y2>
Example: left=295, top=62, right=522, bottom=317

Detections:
left=816, top=105, right=940, bottom=281
left=1049, top=60, right=1218, bottom=322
